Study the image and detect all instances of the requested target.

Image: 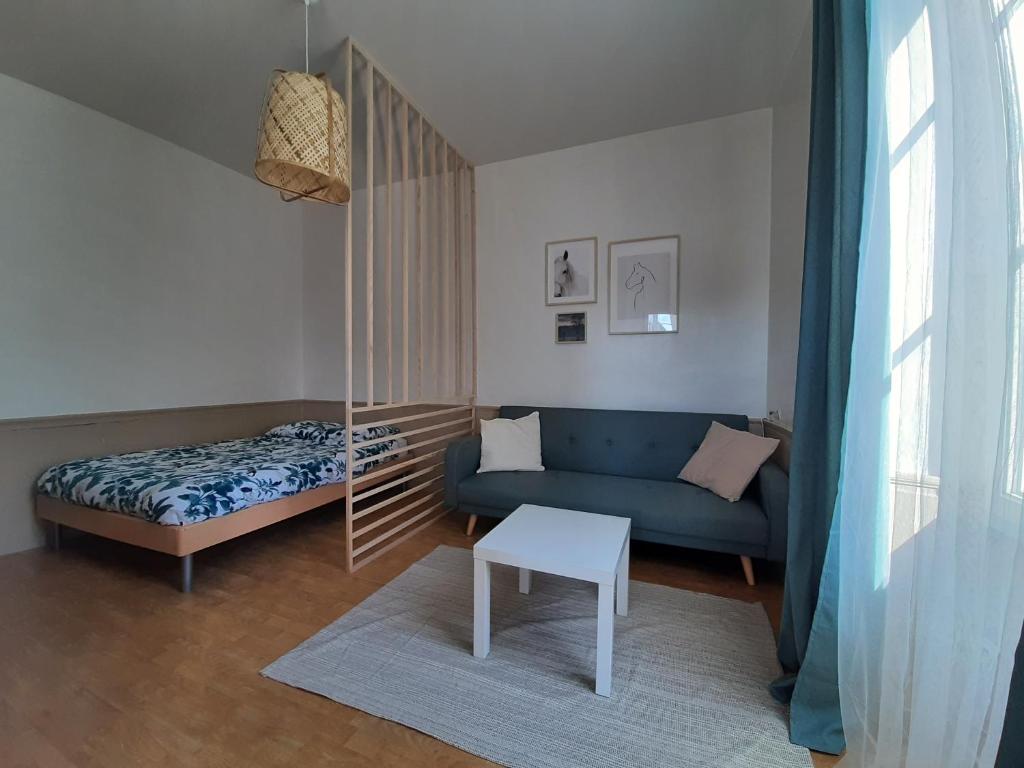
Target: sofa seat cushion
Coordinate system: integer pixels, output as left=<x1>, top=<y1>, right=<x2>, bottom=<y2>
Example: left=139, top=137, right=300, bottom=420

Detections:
left=457, top=469, right=768, bottom=546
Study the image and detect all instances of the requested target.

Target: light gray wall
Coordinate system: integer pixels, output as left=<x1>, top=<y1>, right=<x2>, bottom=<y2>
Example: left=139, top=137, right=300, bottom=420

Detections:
left=767, top=16, right=812, bottom=425
left=0, top=73, right=304, bottom=419
left=302, top=174, right=473, bottom=404
left=474, top=109, right=774, bottom=416
left=301, top=185, right=415, bottom=404
left=302, top=201, right=348, bottom=401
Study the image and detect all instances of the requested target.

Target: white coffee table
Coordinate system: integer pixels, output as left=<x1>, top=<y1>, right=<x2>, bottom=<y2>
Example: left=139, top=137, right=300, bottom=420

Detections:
left=472, top=504, right=631, bottom=696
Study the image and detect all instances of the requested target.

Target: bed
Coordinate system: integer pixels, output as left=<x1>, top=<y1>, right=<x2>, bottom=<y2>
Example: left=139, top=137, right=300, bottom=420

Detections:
left=35, top=421, right=405, bottom=591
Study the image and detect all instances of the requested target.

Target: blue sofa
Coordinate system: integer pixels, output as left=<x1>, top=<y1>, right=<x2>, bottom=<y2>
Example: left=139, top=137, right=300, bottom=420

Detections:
left=444, top=405, right=789, bottom=584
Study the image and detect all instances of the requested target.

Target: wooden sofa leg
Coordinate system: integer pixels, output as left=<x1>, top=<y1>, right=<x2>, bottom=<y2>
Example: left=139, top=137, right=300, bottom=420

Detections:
left=740, top=556, right=755, bottom=586
left=466, top=514, right=478, bottom=537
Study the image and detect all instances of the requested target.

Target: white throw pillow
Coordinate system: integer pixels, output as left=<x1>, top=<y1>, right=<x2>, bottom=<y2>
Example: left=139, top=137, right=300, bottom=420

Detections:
left=478, top=411, right=545, bottom=473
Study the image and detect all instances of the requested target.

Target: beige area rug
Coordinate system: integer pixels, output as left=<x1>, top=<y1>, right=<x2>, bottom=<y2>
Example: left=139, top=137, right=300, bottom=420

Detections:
left=264, top=545, right=810, bottom=768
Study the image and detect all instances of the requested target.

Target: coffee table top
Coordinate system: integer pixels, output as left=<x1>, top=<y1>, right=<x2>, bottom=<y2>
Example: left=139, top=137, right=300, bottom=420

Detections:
left=473, top=504, right=630, bottom=584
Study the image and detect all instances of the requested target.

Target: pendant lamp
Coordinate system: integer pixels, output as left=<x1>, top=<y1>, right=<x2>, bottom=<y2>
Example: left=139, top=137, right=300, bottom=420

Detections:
left=254, top=0, right=350, bottom=205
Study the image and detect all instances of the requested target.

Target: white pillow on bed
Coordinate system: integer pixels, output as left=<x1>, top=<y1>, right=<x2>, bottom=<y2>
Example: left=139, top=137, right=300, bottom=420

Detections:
left=478, top=411, right=544, bottom=473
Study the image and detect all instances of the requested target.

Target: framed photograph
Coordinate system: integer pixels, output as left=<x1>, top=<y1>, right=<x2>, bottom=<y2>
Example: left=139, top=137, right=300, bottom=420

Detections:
left=608, top=236, right=680, bottom=334
left=546, top=237, right=597, bottom=305
left=555, top=311, right=587, bottom=343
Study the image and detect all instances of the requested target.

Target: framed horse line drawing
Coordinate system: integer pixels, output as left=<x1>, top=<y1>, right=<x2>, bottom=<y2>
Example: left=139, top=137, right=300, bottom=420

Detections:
left=545, top=237, right=597, bottom=305
left=608, top=235, right=679, bottom=334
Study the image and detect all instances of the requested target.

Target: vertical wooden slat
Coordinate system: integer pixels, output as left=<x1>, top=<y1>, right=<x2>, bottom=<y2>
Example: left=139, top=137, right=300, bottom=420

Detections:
left=454, top=157, right=463, bottom=397
left=365, top=62, right=375, bottom=407
left=462, top=159, right=469, bottom=397
left=344, top=39, right=355, bottom=573
left=385, top=84, right=393, bottom=404
left=442, top=141, right=450, bottom=398
left=431, top=127, right=440, bottom=397
left=470, top=165, right=478, bottom=400
left=417, top=113, right=425, bottom=400
left=401, top=99, right=410, bottom=403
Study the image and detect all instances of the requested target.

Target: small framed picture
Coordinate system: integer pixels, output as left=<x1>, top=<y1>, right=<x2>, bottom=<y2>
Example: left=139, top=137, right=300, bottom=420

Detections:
left=546, top=237, right=597, bottom=305
left=608, top=236, right=680, bottom=334
left=555, top=311, right=587, bottom=343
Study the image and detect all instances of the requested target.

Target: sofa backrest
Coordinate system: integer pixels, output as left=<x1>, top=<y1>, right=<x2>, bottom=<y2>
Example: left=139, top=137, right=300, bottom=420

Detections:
left=498, top=405, right=749, bottom=482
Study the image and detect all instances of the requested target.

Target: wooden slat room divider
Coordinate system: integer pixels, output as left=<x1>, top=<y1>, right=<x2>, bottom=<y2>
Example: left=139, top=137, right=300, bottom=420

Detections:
left=342, top=39, right=477, bottom=572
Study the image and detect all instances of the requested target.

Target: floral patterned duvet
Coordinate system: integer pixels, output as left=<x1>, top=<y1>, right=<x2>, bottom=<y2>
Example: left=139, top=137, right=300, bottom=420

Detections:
left=36, top=428, right=405, bottom=526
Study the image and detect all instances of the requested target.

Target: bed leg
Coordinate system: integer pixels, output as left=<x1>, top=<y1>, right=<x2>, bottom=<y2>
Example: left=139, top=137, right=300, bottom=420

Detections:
left=180, top=554, right=193, bottom=593
left=49, top=522, right=62, bottom=552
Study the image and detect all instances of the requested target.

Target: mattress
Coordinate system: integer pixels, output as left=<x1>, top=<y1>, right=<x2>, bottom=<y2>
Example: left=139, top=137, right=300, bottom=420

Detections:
left=36, top=428, right=405, bottom=526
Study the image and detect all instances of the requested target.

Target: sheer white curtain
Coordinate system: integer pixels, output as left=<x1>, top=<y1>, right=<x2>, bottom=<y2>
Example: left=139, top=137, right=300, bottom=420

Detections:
left=836, top=0, right=1024, bottom=766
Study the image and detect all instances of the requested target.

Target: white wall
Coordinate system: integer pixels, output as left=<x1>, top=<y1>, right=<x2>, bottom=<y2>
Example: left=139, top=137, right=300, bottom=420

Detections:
left=767, top=15, right=812, bottom=425
left=302, top=201, right=347, bottom=401
left=0, top=74, right=304, bottom=419
left=303, top=176, right=473, bottom=404
left=474, top=109, right=774, bottom=416
left=302, top=187, right=415, bottom=404
left=0, top=71, right=805, bottom=425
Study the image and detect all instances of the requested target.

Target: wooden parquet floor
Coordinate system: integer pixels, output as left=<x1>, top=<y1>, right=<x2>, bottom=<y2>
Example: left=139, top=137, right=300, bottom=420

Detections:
left=0, top=507, right=840, bottom=767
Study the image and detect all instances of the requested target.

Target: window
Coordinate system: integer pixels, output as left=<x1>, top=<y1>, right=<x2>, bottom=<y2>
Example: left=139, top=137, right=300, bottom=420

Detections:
left=885, top=6, right=941, bottom=552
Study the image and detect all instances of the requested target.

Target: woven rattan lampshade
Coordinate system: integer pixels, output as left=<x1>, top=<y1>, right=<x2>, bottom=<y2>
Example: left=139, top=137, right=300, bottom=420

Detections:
left=255, top=70, right=350, bottom=205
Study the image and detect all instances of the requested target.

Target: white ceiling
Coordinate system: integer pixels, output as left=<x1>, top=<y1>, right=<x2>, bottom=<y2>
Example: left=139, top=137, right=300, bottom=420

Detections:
left=0, top=0, right=811, bottom=174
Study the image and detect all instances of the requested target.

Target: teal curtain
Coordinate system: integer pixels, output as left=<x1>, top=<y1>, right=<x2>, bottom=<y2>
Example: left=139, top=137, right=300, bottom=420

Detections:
left=769, top=0, right=867, bottom=755
left=997, top=630, right=1024, bottom=767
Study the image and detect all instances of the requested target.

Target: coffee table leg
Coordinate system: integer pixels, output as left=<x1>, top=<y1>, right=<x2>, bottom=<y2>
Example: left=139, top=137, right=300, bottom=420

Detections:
left=474, top=558, right=491, bottom=658
left=595, top=581, right=614, bottom=696
left=616, top=538, right=629, bottom=617
left=519, top=568, right=531, bottom=594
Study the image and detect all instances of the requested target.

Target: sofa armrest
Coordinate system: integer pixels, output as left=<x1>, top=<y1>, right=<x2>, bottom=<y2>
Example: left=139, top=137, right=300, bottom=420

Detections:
left=444, top=435, right=481, bottom=507
left=757, top=461, right=790, bottom=562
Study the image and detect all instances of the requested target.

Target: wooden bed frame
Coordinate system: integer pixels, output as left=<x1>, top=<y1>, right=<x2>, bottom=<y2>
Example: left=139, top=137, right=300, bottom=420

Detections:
left=36, top=462, right=406, bottom=592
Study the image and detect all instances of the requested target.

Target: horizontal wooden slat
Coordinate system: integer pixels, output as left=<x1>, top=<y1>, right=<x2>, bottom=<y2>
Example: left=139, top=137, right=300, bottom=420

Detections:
left=351, top=398, right=472, bottom=414
left=351, top=429, right=471, bottom=468
left=349, top=448, right=445, bottom=486
left=352, top=475, right=443, bottom=520
left=352, top=490, right=444, bottom=538
left=352, top=500, right=446, bottom=557
left=352, top=462, right=443, bottom=503
left=356, top=404, right=472, bottom=431
left=357, top=416, right=472, bottom=449
left=351, top=507, right=448, bottom=572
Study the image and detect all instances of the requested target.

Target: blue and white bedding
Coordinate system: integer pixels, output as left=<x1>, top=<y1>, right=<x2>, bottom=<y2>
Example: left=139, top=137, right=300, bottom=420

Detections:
left=36, top=422, right=405, bottom=526
left=264, top=420, right=399, bottom=445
